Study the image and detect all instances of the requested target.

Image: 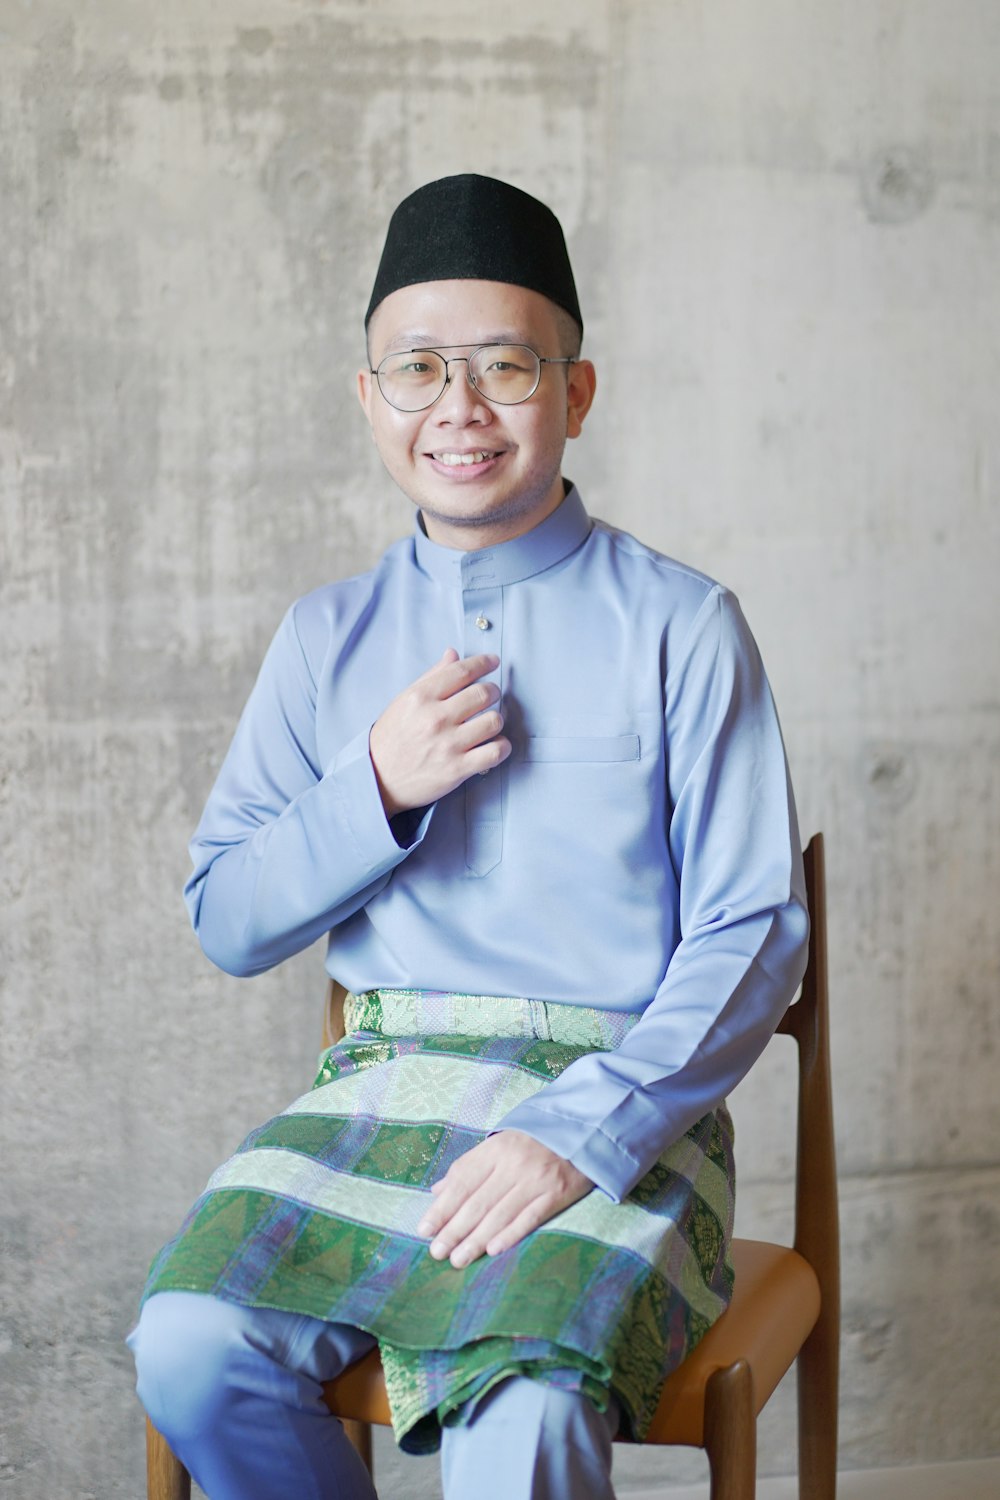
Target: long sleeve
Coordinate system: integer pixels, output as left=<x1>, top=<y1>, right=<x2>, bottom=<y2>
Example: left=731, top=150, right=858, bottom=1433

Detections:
left=184, top=602, right=432, bottom=978
left=496, top=586, right=809, bottom=1200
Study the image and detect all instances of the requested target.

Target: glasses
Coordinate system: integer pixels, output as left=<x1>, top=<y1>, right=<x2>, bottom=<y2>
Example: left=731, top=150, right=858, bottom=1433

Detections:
left=370, top=343, right=576, bottom=413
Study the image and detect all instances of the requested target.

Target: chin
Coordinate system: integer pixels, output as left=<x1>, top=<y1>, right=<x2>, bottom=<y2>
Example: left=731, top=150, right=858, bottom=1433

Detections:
left=422, top=497, right=526, bottom=531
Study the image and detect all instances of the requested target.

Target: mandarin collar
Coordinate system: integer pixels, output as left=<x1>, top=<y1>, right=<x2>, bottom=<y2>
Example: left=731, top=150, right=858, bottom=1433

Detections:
left=412, top=487, right=592, bottom=591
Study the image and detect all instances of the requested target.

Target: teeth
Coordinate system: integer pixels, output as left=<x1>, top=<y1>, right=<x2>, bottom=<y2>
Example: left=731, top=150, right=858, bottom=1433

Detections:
left=434, top=451, right=493, bottom=466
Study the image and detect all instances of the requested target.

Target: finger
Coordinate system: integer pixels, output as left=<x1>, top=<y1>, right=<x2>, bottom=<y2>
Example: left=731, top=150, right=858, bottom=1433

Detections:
left=463, top=735, right=512, bottom=773
left=445, top=1190, right=535, bottom=1268
left=445, top=678, right=501, bottom=726
left=416, top=1194, right=450, bottom=1239
left=422, top=1183, right=492, bottom=1252
left=484, top=1197, right=564, bottom=1257
left=407, top=646, right=462, bottom=691
left=431, top=652, right=500, bottom=699
left=418, top=1162, right=491, bottom=1238
left=454, top=707, right=505, bottom=752
left=434, top=1182, right=524, bottom=1266
left=424, top=1177, right=510, bottom=1259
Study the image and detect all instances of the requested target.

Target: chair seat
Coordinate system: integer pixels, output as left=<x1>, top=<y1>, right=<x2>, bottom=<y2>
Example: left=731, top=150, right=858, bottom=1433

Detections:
left=323, top=1236, right=820, bottom=1446
left=643, top=1237, right=820, bottom=1444
left=323, top=1343, right=392, bottom=1427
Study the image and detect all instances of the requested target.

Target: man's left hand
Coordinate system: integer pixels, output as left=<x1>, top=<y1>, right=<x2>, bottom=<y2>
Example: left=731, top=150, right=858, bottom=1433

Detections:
left=416, top=1131, right=594, bottom=1269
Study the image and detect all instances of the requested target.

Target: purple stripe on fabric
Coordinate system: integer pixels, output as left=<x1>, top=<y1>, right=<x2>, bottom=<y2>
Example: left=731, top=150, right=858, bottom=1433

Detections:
left=216, top=1201, right=314, bottom=1302
left=326, top=1237, right=426, bottom=1323
left=442, top=1245, right=518, bottom=1345
left=430, top=1125, right=486, bottom=1179
left=557, top=1253, right=649, bottom=1351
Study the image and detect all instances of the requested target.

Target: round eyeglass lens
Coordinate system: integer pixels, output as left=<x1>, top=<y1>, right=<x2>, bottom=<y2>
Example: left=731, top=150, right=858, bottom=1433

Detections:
left=468, top=345, right=541, bottom=404
left=376, top=350, right=449, bottom=411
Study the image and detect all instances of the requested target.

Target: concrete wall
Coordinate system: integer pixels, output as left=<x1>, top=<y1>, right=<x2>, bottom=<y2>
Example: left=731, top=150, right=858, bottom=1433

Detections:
left=2, top=2, right=998, bottom=1494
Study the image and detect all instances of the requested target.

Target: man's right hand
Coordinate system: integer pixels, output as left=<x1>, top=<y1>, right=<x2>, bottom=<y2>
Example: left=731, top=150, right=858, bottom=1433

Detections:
left=368, top=648, right=512, bottom=819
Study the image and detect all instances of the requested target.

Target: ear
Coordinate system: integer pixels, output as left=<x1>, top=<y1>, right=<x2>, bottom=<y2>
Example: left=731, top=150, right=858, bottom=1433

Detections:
left=565, top=359, right=597, bottom=440
left=357, top=367, right=375, bottom=426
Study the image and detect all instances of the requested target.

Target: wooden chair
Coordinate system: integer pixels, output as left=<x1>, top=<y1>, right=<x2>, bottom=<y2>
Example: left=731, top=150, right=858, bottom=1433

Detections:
left=147, top=833, right=837, bottom=1500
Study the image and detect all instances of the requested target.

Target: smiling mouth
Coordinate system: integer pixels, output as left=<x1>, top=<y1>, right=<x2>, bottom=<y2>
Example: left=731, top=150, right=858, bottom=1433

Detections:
left=430, top=450, right=500, bottom=466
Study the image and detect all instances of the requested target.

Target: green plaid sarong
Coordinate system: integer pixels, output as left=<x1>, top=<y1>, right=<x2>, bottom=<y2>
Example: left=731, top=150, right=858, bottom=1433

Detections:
left=142, top=988, right=735, bottom=1453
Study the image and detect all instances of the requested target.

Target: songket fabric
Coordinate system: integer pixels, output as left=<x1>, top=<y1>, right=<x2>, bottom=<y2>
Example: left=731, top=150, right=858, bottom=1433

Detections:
left=142, top=989, right=736, bottom=1454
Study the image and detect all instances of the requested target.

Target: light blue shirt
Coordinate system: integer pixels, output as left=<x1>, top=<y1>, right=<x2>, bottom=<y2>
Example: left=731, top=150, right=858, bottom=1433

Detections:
left=186, top=489, right=809, bottom=1201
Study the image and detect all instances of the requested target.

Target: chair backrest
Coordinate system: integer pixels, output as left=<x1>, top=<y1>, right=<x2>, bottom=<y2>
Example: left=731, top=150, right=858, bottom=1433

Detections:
left=775, top=835, right=838, bottom=1276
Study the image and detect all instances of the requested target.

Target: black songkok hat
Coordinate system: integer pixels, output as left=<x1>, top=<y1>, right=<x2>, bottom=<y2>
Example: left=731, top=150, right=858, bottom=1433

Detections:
left=365, top=173, right=582, bottom=332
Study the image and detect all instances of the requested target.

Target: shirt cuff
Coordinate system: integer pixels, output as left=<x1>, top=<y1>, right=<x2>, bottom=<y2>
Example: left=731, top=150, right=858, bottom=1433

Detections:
left=323, top=729, right=433, bottom=872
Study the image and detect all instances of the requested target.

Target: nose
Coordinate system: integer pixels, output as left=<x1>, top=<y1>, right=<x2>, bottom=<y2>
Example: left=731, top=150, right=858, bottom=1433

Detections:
left=433, top=358, right=491, bottom=422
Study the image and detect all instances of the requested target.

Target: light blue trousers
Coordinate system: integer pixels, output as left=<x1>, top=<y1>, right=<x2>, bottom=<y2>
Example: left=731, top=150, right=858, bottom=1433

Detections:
left=130, top=1292, right=619, bottom=1499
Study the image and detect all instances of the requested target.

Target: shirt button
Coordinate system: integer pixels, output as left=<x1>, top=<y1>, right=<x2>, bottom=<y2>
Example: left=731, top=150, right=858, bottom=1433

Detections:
left=475, top=615, right=491, bottom=630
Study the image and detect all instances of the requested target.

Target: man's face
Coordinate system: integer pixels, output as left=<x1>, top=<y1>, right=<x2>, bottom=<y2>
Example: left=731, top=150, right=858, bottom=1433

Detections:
left=358, top=278, right=595, bottom=549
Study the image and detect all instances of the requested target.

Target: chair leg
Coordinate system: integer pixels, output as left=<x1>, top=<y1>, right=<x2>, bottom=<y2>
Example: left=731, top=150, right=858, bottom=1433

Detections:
left=146, top=1416, right=191, bottom=1500
left=704, top=1359, right=756, bottom=1500
left=796, top=1311, right=839, bottom=1500
left=342, top=1417, right=374, bottom=1476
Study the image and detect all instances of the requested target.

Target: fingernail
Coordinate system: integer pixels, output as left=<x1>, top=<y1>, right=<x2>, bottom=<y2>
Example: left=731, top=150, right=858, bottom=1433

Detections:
left=429, top=1240, right=447, bottom=1259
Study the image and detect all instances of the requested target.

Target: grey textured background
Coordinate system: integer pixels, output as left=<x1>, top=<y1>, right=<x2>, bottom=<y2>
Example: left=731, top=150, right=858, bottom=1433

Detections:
left=2, top=2, right=998, bottom=1495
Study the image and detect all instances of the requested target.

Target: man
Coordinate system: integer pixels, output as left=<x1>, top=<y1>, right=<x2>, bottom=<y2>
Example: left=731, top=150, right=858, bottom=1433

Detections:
left=130, top=174, right=808, bottom=1500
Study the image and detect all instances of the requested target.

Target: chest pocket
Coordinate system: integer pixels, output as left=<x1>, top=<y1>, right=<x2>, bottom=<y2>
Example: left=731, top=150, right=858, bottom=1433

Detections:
left=519, top=734, right=640, bottom=763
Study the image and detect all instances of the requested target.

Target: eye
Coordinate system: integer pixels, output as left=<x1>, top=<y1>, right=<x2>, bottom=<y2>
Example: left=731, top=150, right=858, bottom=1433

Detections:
left=480, top=348, right=533, bottom=375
